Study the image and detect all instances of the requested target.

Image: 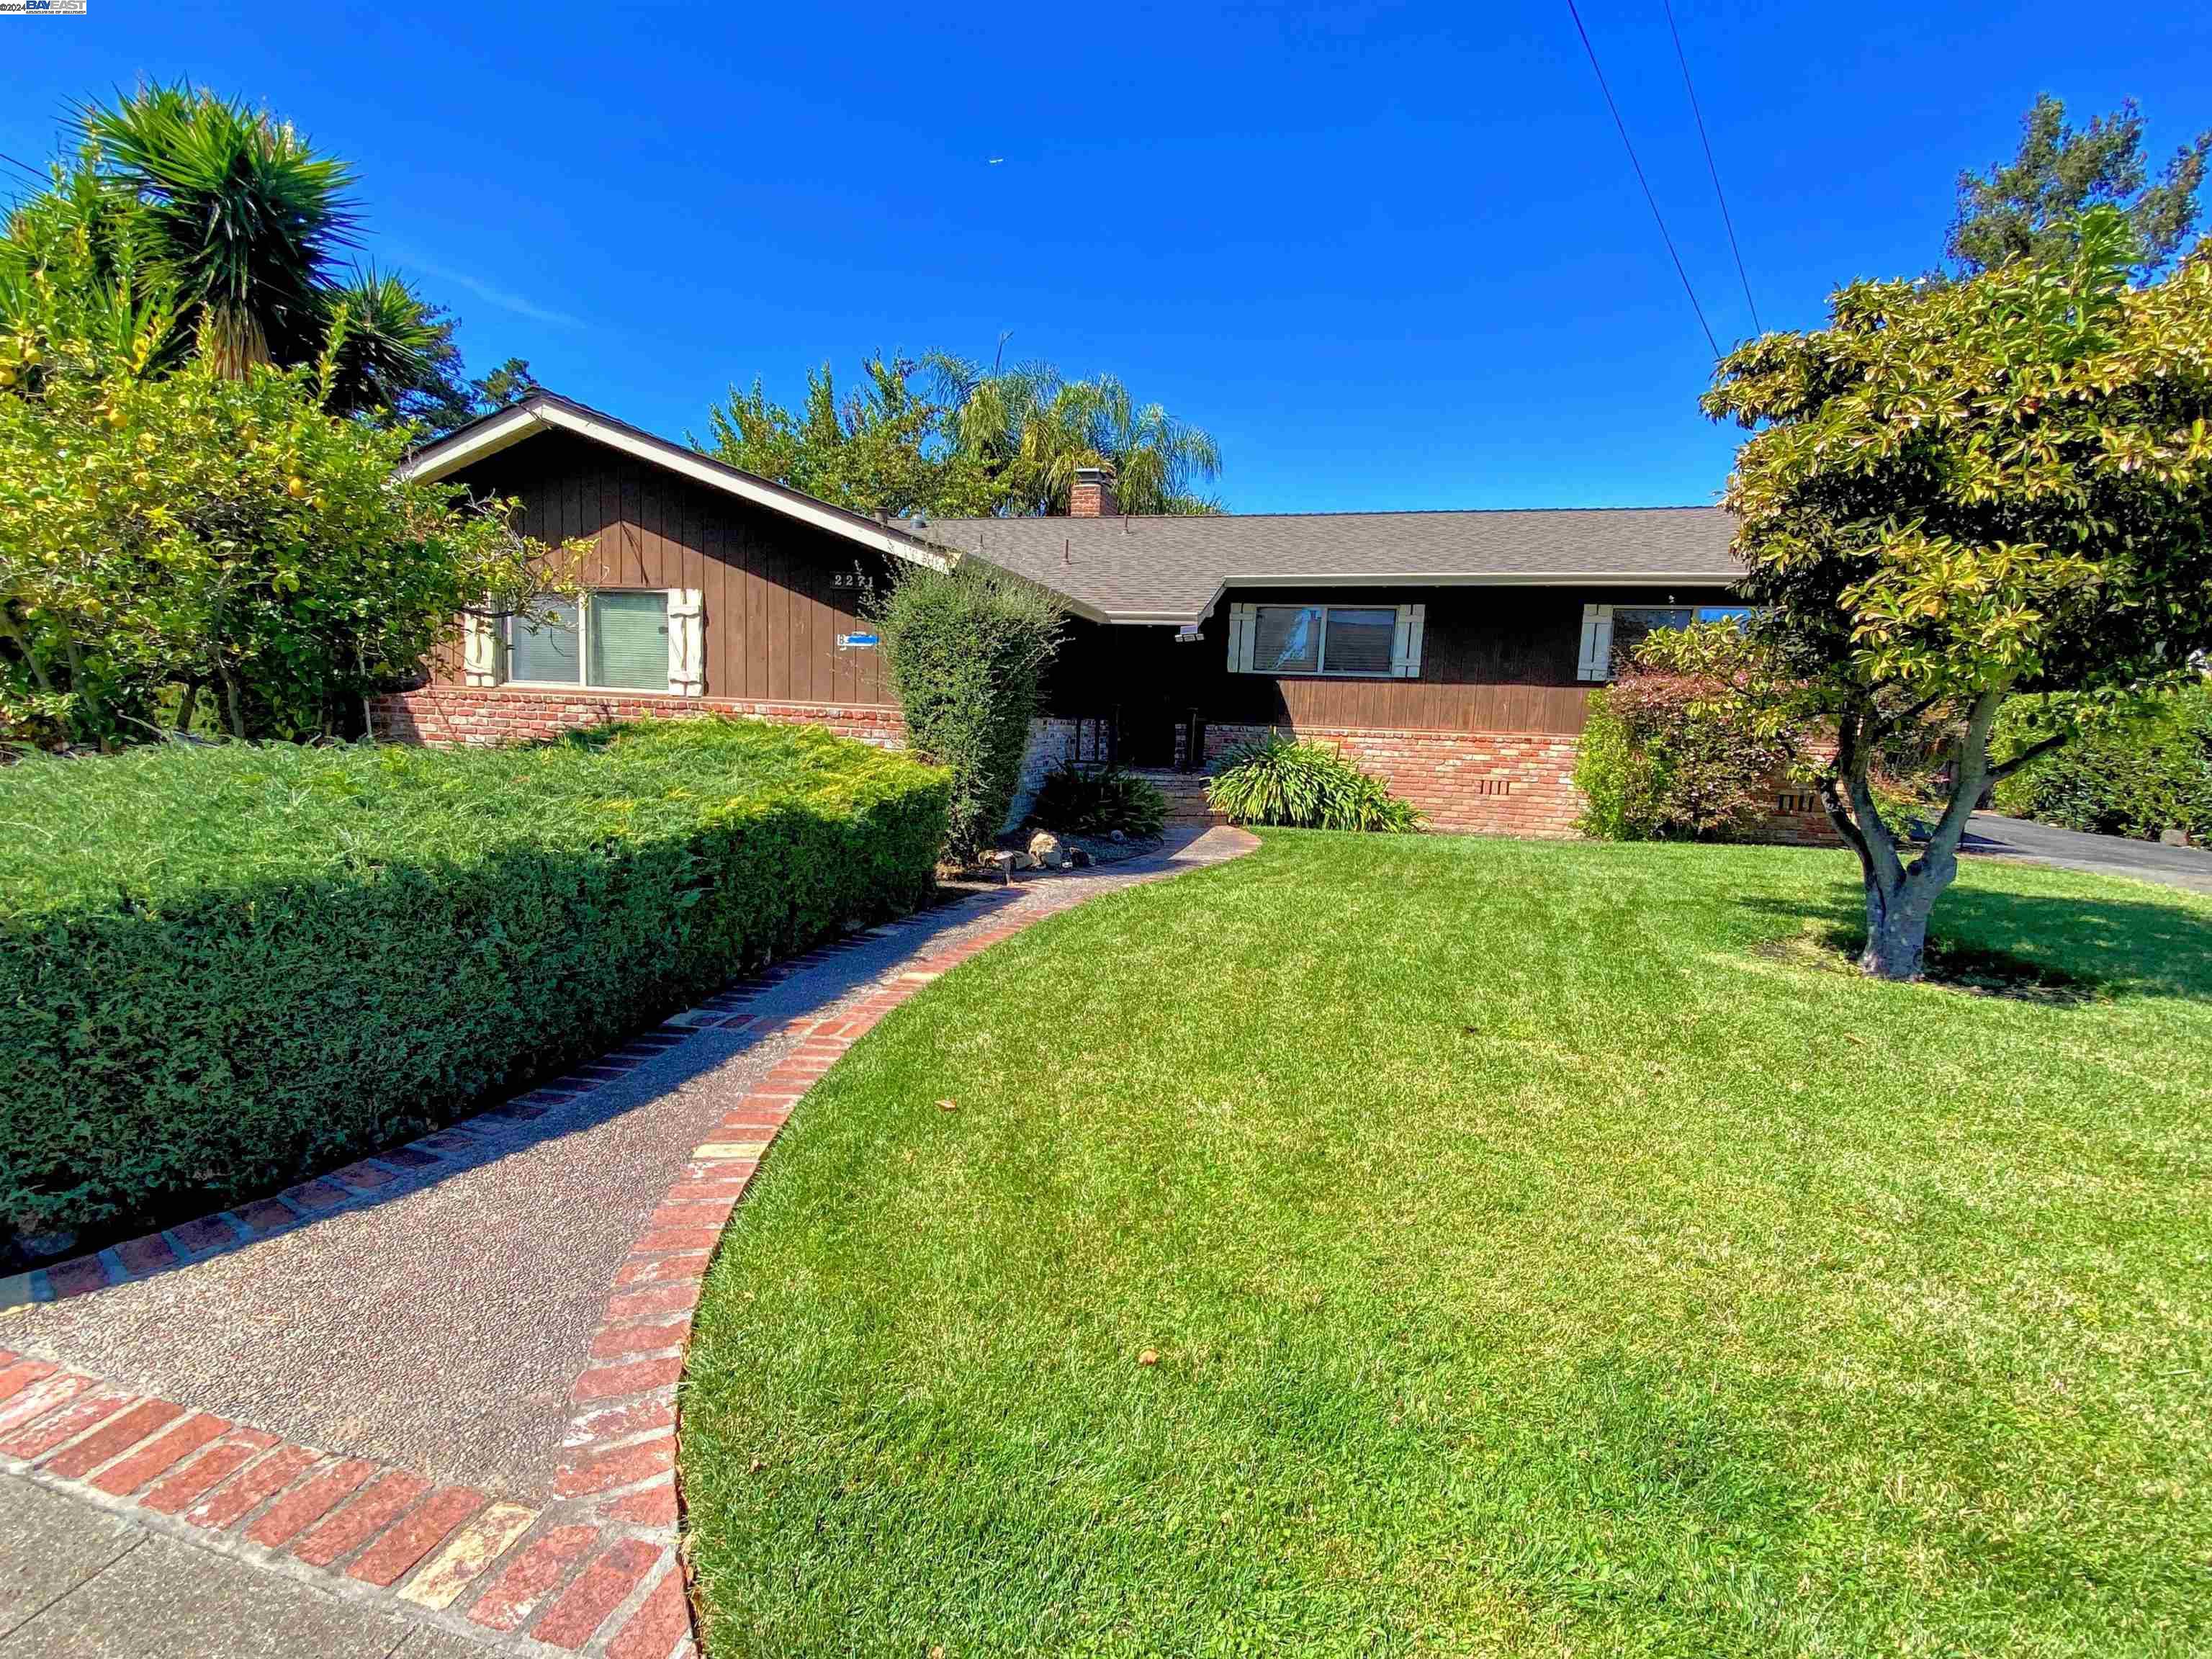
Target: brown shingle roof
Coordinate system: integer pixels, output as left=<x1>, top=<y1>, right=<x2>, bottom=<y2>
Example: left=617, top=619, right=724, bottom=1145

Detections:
left=909, top=506, right=1740, bottom=624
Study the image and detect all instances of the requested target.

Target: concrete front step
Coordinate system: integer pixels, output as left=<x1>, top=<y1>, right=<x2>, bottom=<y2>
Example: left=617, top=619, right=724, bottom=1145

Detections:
left=1128, top=769, right=1227, bottom=824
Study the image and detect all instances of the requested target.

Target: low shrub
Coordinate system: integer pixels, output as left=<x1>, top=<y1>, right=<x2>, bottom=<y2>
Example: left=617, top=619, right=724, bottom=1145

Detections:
left=1993, top=685, right=2212, bottom=841
left=871, top=561, right=1064, bottom=863
left=0, top=719, right=949, bottom=1249
left=1206, top=734, right=1422, bottom=832
left=1026, top=763, right=1167, bottom=840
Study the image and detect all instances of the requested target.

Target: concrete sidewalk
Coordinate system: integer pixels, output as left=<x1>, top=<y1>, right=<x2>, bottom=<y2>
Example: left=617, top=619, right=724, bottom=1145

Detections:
left=1, top=1468, right=481, bottom=1656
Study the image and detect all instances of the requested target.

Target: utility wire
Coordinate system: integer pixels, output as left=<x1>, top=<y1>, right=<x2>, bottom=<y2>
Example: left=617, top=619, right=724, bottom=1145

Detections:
left=1662, top=0, right=1761, bottom=335
left=1562, top=0, right=1720, bottom=359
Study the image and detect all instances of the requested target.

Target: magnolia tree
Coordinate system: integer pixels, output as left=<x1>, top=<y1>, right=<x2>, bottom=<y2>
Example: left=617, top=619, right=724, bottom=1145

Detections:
left=1703, top=207, right=2212, bottom=979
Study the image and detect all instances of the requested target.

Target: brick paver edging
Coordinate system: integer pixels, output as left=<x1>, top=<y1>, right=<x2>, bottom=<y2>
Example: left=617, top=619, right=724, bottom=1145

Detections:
left=0, top=831, right=1256, bottom=1657
left=553, top=830, right=1259, bottom=1651
left=0, top=1345, right=687, bottom=1656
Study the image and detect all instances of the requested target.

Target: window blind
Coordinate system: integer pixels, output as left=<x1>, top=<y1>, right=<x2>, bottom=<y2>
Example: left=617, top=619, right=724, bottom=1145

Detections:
left=511, top=595, right=580, bottom=684
left=588, top=592, right=670, bottom=691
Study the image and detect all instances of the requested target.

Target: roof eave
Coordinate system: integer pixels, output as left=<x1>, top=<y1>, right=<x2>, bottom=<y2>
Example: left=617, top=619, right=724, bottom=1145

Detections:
left=1089, top=567, right=1745, bottom=628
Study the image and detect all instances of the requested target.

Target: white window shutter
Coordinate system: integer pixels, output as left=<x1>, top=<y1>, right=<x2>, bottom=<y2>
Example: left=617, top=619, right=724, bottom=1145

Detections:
left=1390, top=603, right=1426, bottom=678
left=1227, top=603, right=1256, bottom=673
left=1576, top=603, right=1614, bottom=682
left=462, top=607, right=501, bottom=686
left=667, top=588, right=704, bottom=695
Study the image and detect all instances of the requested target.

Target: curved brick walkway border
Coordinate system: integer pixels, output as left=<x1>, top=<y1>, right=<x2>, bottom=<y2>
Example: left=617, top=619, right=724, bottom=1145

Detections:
left=554, top=826, right=1259, bottom=1647
left=0, top=827, right=1256, bottom=1656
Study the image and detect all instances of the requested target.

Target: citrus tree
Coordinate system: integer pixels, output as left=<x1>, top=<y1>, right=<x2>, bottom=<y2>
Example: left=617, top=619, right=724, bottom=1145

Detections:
left=1703, top=207, right=2212, bottom=979
left=0, top=269, right=556, bottom=747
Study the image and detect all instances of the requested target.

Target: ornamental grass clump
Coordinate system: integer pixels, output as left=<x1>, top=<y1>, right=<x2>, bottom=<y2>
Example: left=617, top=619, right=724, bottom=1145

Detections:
left=1206, top=733, right=1421, bottom=832
left=1026, top=762, right=1167, bottom=840
left=0, top=719, right=949, bottom=1251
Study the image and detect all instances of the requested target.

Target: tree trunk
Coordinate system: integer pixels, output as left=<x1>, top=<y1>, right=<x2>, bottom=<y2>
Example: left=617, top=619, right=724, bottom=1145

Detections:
left=1825, top=689, right=2005, bottom=982
left=1858, top=871, right=1938, bottom=980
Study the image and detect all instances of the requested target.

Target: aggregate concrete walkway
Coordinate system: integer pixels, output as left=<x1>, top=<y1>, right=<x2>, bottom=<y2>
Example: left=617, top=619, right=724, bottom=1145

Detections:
left=0, top=826, right=1256, bottom=1657
left=1966, top=811, right=2212, bottom=896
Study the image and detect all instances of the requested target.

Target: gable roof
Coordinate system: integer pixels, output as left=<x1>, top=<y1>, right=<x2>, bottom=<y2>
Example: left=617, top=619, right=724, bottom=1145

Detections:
left=398, top=391, right=951, bottom=572
left=399, top=391, right=1740, bottom=626
left=908, top=505, right=1743, bottom=625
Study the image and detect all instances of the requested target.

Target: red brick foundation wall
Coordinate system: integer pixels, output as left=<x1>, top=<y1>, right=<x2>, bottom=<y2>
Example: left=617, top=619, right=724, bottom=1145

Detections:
left=1203, top=722, right=1584, bottom=837
left=370, top=685, right=907, bottom=750
left=1202, top=721, right=1842, bottom=845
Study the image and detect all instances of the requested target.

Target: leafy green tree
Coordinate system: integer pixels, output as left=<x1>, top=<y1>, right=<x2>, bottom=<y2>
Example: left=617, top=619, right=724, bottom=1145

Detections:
left=1949, top=95, right=2210, bottom=276
left=698, top=357, right=996, bottom=518
left=0, top=275, right=559, bottom=747
left=698, top=352, right=1223, bottom=518
left=1702, top=208, right=2212, bottom=979
left=926, top=354, right=1223, bottom=514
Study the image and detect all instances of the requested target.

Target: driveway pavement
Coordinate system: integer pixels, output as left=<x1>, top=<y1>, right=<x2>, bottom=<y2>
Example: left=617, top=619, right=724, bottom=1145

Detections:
left=1965, top=811, right=2212, bottom=896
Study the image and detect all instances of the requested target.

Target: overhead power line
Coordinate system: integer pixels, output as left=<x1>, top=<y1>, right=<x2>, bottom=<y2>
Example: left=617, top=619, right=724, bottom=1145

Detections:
left=1662, top=0, right=1761, bottom=336
left=1562, top=0, right=1721, bottom=359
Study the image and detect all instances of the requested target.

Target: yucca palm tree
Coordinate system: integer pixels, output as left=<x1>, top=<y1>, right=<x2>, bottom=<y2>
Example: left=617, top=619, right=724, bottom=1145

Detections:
left=925, top=354, right=1222, bottom=515
left=320, top=265, right=459, bottom=421
left=75, top=85, right=356, bottom=378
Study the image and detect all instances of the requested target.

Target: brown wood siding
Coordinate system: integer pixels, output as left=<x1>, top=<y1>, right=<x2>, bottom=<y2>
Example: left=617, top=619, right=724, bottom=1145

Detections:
left=1044, top=583, right=1740, bottom=737
left=428, top=433, right=896, bottom=704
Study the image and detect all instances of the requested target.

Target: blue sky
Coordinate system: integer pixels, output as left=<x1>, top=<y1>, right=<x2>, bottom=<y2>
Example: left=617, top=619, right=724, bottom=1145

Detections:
left=7, top=2, right=2211, bottom=511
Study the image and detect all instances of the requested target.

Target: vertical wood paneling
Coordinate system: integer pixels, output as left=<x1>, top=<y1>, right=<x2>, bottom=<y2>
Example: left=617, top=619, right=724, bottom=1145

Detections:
left=431, top=435, right=900, bottom=706
left=437, top=439, right=1725, bottom=731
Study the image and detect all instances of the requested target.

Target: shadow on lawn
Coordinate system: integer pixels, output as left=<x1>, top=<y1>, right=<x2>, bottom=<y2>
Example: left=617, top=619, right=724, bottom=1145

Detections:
left=1739, top=881, right=2212, bottom=1004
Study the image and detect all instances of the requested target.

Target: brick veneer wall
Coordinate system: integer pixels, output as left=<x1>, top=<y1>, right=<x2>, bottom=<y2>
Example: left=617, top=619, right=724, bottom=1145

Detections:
left=369, top=685, right=907, bottom=750
left=1202, top=721, right=1841, bottom=845
left=1203, top=722, right=1584, bottom=837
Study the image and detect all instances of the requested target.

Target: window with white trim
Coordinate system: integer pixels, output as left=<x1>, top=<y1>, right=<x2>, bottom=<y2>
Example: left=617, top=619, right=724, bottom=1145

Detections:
left=1227, top=602, right=1425, bottom=678
left=1576, top=603, right=1755, bottom=681
left=485, top=588, right=706, bottom=696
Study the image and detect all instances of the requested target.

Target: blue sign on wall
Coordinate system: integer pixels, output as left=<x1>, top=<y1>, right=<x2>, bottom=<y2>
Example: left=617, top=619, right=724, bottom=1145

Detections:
left=837, top=632, right=881, bottom=649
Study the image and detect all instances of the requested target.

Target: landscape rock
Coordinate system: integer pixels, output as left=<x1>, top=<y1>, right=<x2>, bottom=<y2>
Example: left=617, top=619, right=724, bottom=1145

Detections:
left=1027, top=830, right=1066, bottom=870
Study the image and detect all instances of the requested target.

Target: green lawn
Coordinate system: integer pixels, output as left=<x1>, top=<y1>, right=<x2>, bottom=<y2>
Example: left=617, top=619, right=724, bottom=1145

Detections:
left=680, top=834, right=2212, bottom=1658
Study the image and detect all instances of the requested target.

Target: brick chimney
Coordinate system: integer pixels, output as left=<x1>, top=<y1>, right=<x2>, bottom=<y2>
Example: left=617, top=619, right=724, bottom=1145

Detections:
left=1070, top=464, right=1118, bottom=517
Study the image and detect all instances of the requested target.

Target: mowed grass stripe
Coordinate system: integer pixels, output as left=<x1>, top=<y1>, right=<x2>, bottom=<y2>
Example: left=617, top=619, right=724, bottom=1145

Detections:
left=682, top=832, right=2212, bottom=1658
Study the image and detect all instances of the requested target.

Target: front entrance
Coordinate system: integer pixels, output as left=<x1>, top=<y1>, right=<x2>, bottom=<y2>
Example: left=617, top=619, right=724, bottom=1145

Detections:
left=1114, top=701, right=1201, bottom=771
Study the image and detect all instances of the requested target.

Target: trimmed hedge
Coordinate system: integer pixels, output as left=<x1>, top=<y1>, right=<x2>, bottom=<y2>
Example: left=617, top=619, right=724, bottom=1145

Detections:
left=871, top=561, right=1064, bottom=863
left=1, top=719, right=949, bottom=1248
left=1993, top=686, right=2212, bottom=841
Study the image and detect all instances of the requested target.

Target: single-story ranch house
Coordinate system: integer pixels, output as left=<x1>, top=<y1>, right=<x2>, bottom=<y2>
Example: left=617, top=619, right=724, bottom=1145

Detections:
left=377, top=392, right=1828, bottom=839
